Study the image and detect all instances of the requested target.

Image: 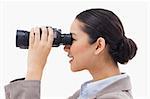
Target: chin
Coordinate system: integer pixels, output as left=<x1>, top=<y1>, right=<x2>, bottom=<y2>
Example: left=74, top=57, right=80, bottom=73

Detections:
left=71, top=68, right=81, bottom=72
left=70, top=65, right=85, bottom=72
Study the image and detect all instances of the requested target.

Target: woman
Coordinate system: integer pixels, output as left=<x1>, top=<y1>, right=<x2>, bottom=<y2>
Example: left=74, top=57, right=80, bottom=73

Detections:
left=5, top=8, right=137, bottom=99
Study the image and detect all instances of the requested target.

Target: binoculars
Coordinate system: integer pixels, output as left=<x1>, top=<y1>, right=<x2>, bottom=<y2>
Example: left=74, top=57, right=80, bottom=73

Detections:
left=16, top=28, right=73, bottom=49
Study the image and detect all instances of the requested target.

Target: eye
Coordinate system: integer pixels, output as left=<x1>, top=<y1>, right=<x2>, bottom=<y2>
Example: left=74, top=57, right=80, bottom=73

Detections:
left=72, top=38, right=76, bottom=41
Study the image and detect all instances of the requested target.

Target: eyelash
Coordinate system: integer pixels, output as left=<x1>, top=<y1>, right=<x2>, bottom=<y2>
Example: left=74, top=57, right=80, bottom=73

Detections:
left=72, top=38, right=76, bottom=41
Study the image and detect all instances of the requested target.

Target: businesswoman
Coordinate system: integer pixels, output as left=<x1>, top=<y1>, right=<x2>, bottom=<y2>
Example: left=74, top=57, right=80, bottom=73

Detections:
left=5, top=8, right=137, bottom=99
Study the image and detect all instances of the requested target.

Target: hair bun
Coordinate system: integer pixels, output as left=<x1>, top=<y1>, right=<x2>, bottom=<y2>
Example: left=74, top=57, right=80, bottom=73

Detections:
left=110, top=37, right=137, bottom=64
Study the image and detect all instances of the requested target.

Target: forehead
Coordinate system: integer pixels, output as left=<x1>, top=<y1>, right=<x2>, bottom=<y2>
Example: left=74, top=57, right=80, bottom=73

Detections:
left=70, top=19, right=85, bottom=36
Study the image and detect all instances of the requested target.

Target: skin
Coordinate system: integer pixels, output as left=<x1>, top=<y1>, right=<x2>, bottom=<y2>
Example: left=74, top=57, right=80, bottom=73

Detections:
left=26, top=19, right=120, bottom=81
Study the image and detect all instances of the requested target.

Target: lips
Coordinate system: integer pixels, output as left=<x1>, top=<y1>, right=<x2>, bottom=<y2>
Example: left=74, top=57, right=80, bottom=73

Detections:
left=68, top=54, right=74, bottom=63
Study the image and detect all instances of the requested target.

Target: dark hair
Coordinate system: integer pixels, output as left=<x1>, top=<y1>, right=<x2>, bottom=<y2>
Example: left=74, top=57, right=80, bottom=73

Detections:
left=76, top=8, right=137, bottom=64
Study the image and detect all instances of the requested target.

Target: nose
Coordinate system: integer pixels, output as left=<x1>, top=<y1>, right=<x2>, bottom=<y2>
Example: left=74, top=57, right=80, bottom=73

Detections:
left=64, top=45, right=71, bottom=52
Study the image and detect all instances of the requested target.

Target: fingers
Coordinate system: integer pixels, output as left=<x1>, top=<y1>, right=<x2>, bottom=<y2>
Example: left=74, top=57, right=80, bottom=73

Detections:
left=29, top=28, right=35, bottom=48
left=29, top=26, right=54, bottom=48
left=47, top=27, right=54, bottom=47
left=41, top=26, right=48, bottom=42
left=34, top=27, right=40, bottom=44
left=41, top=26, right=54, bottom=45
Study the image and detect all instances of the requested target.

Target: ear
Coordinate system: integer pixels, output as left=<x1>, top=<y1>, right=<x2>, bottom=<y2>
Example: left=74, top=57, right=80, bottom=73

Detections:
left=94, top=37, right=106, bottom=55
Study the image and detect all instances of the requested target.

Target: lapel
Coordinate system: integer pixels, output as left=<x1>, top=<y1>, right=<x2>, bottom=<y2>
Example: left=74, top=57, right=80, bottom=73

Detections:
left=70, top=76, right=132, bottom=99
left=95, top=76, right=132, bottom=97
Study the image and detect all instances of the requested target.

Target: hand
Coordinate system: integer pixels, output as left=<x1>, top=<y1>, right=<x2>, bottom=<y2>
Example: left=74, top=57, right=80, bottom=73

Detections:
left=25, top=26, right=54, bottom=80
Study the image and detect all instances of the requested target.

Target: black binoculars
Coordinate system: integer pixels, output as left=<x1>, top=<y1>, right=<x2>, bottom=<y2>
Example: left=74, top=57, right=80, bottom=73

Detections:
left=16, top=28, right=73, bottom=49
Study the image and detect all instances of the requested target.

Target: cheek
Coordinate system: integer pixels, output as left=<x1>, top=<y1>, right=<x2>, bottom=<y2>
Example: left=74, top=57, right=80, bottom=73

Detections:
left=71, top=41, right=89, bottom=55
left=70, top=41, right=93, bottom=70
left=71, top=45, right=85, bottom=53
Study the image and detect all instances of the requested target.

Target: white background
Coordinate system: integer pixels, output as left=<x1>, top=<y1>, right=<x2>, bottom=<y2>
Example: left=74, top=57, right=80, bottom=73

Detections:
left=0, top=0, right=149, bottom=99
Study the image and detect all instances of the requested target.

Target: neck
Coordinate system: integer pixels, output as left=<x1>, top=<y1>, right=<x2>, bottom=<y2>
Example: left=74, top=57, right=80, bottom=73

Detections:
left=88, top=57, right=120, bottom=81
left=88, top=45, right=121, bottom=81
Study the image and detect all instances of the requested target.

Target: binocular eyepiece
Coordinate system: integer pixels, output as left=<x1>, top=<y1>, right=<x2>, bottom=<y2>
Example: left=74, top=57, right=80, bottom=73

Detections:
left=16, top=28, right=73, bottom=49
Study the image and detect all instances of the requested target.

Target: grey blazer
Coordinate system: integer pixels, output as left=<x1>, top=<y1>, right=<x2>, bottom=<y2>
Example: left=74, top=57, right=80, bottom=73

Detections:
left=5, top=76, right=133, bottom=99
left=68, top=76, right=133, bottom=99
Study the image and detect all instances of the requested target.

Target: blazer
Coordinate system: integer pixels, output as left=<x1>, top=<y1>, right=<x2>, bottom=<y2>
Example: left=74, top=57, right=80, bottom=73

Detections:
left=69, top=76, right=133, bottom=99
left=5, top=76, right=133, bottom=99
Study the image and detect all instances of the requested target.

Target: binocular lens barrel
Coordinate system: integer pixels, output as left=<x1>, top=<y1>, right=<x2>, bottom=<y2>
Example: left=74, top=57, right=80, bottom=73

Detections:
left=16, top=28, right=72, bottom=49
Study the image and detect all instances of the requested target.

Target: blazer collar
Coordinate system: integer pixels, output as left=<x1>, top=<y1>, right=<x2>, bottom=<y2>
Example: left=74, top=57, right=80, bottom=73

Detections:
left=95, top=76, right=132, bottom=97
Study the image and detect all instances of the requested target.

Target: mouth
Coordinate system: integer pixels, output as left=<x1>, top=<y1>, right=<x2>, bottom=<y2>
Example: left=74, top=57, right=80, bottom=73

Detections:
left=68, top=54, right=74, bottom=63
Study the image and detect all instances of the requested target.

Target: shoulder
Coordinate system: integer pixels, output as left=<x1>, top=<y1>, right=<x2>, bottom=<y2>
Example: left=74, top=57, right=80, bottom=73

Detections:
left=96, top=75, right=133, bottom=99
left=97, top=91, right=133, bottom=99
left=68, top=89, right=80, bottom=99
